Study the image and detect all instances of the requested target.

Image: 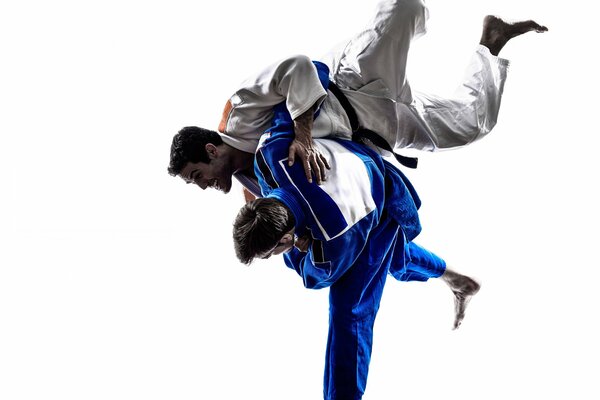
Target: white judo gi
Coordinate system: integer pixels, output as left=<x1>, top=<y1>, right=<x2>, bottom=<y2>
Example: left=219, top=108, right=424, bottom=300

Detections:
left=217, top=0, right=509, bottom=157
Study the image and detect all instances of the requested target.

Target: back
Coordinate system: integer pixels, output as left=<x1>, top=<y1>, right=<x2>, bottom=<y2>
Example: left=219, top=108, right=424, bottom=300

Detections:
left=255, top=135, right=386, bottom=242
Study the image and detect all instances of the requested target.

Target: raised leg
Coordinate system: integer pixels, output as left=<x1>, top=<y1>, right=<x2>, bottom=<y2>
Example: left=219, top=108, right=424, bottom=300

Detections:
left=327, top=0, right=429, bottom=103
left=390, top=243, right=480, bottom=330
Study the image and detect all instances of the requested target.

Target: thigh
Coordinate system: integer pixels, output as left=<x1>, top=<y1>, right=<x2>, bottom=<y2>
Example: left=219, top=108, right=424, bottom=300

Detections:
left=329, top=218, right=399, bottom=316
left=330, top=0, right=429, bottom=103
left=324, top=219, right=400, bottom=399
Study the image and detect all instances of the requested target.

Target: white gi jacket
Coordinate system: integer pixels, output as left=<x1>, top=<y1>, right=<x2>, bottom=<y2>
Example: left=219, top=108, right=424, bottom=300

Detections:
left=217, top=0, right=509, bottom=156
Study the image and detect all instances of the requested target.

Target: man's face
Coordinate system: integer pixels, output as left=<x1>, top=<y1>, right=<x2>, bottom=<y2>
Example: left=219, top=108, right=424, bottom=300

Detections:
left=269, top=240, right=295, bottom=257
left=179, top=144, right=233, bottom=193
left=259, top=231, right=296, bottom=259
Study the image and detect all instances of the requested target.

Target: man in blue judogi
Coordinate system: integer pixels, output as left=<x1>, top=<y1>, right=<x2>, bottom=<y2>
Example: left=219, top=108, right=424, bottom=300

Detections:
left=232, top=103, right=479, bottom=399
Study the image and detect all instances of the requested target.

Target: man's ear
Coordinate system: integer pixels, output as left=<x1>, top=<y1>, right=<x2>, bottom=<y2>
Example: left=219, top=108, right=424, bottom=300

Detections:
left=280, top=232, right=294, bottom=245
left=205, top=143, right=218, bottom=160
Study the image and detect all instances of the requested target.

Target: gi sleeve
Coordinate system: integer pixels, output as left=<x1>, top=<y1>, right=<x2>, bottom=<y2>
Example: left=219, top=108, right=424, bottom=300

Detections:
left=219, top=55, right=328, bottom=140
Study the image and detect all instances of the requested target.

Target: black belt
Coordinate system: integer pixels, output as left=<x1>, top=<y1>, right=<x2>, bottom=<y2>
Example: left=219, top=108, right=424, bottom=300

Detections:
left=328, top=81, right=418, bottom=169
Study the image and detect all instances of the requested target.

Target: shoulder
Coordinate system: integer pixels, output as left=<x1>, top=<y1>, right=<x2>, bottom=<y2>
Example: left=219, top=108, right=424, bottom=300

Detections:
left=255, top=134, right=292, bottom=174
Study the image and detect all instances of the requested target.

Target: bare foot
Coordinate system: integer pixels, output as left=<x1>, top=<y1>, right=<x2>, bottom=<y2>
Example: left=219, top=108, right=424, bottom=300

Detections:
left=441, top=269, right=481, bottom=330
left=480, top=15, right=548, bottom=56
left=451, top=279, right=480, bottom=330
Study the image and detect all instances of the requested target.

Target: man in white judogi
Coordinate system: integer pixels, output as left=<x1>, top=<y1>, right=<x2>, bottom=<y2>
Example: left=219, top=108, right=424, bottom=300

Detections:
left=207, top=0, right=547, bottom=187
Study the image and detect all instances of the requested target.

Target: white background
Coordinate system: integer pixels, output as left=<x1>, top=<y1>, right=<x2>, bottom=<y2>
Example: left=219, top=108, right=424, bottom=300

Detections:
left=2, top=0, right=599, bottom=399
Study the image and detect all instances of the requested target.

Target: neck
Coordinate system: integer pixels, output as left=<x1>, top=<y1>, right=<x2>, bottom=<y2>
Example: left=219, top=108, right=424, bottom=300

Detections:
left=226, top=145, right=255, bottom=177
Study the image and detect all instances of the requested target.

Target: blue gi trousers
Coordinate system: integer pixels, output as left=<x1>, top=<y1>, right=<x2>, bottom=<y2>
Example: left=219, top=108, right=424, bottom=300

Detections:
left=324, top=219, right=445, bottom=400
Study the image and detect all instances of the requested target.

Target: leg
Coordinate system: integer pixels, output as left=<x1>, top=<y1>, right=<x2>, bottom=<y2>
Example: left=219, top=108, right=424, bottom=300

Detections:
left=324, top=219, right=399, bottom=400
left=408, top=44, right=510, bottom=151
left=399, top=16, right=547, bottom=151
left=389, top=241, right=446, bottom=282
left=326, top=0, right=429, bottom=103
left=390, top=242, right=480, bottom=330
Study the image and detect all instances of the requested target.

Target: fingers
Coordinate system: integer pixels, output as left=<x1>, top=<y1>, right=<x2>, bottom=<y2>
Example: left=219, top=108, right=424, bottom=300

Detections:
left=287, top=140, right=330, bottom=184
left=310, top=157, right=322, bottom=185
left=288, top=146, right=296, bottom=167
left=319, top=153, right=331, bottom=170
left=312, top=151, right=329, bottom=184
left=313, top=155, right=328, bottom=185
left=303, top=156, right=313, bottom=183
left=295, top=236, right=311, bottom=252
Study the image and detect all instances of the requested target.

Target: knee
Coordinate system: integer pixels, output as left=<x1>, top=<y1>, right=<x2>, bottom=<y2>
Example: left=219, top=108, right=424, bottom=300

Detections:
left=398, top=0, right=428, bottom=20
left=385, top=0, right=429, bottom=37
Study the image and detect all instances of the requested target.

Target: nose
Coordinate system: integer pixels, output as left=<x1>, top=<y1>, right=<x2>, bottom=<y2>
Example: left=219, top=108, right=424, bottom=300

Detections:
left=198, top=180, right=208, bottom=190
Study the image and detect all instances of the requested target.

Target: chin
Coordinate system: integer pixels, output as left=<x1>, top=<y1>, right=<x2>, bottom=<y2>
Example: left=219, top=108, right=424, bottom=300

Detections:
left=222, top=180, right=232, bottom=194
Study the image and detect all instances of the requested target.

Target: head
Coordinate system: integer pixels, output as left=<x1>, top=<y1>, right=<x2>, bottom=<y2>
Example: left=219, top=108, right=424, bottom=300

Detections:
left=233, top=197, right=296, bottom=265
left=168, top=126, right=234, bottom=193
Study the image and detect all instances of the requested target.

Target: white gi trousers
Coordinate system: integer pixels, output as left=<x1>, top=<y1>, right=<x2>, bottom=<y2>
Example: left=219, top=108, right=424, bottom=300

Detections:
left=323, top=0, right=510, bottom=152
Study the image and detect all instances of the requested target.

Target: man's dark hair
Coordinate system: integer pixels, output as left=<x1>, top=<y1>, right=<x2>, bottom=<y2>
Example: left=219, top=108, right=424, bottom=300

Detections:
left=233, top=198, right=296, bottom=265
left=168, top=126, right=224, bottom=176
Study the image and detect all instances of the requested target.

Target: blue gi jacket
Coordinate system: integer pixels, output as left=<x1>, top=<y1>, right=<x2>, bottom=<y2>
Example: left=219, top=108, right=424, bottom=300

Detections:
left=254, top=89, right=422, bottom=288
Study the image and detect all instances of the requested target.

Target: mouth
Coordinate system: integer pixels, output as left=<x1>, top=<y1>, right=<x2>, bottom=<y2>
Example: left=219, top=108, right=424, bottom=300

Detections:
left=209, top=179, right=221, bottom=191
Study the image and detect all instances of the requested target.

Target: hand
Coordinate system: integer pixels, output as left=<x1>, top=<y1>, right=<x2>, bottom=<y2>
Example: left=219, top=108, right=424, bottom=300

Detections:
left=289, top=104, right=331, bottom=184
left=288, top=137, right=330, bottom=184
left=294, top=234, right=312, bottom=252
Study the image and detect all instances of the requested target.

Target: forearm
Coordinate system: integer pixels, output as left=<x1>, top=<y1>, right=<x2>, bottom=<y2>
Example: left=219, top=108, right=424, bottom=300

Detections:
left=293, top=103, right=316, bottom=144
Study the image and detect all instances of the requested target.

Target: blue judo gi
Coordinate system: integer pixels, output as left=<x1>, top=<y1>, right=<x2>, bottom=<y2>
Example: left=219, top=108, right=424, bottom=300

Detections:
left=253, top=71, right=447, bottom=398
